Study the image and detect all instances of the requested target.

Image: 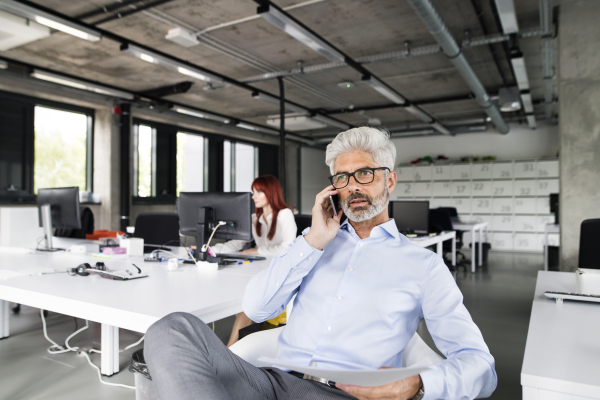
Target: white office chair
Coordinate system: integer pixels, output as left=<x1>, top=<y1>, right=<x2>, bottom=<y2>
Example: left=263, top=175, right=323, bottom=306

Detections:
left=230, top=296, right=444, bottom=368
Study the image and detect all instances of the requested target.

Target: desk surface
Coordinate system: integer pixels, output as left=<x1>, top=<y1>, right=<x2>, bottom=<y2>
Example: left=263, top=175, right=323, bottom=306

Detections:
left=408, top=231, right=455, bottom=248
left=0, top=240, right=272, bottom=333
left=521, top=271, right=600, bottom=398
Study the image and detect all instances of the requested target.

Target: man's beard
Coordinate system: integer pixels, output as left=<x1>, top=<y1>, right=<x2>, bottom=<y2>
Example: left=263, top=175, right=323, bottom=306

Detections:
left=341, top=184, right=390, bottom=223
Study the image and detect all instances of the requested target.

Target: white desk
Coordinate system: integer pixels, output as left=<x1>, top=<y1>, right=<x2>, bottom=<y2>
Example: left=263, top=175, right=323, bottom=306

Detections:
left=521, top=271, right=600, bottom=399
left=453, top=222, right=488, bottom=273
left=409, top=231, right=456, bottom=267
left=544, top=224, right=560, bottom=271
left=0, top=241, right=272, bottom=376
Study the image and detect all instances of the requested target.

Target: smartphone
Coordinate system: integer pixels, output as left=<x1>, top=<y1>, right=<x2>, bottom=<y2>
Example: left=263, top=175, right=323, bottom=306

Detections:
left=329, top=194, right=340, bottom=217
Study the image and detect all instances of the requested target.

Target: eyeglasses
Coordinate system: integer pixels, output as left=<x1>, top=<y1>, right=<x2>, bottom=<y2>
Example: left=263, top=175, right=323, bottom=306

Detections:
left=328, top=167, right=390, bottom=189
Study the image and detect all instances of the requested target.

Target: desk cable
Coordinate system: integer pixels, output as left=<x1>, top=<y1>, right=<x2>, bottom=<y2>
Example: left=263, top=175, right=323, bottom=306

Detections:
left=40, top=310, right=143, bottom=390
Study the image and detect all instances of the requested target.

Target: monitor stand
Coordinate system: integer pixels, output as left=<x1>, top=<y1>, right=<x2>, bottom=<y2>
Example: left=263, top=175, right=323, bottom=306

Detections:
left=39, top=204, right=60, bottom=251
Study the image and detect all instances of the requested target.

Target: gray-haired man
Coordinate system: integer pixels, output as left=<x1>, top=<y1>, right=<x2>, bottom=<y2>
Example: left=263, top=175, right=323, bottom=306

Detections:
left=145, top=127, right=497, bottom=400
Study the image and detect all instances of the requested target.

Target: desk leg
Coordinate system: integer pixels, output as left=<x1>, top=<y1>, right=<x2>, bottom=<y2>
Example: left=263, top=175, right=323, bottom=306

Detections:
left=544, top=230, right=549, bottom=271
left=101, top=324, right=119, bottom=376
left=471, top=227, right=476, bottom=273
left=452, top=235, right=456, bottom=266
left=478, top=227, right=483, bottom=267
left=436, top=241, right=443, bottom=257
left=0, top=300, right=8, bottom=339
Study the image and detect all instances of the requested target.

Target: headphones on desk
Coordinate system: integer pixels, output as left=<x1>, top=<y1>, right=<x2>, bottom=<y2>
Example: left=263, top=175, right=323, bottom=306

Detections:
left=68, top=262, right=107, bottom=277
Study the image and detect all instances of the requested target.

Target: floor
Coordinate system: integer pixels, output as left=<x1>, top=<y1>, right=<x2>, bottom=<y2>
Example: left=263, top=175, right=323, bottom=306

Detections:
left=0, top=251, right=542, bottom=400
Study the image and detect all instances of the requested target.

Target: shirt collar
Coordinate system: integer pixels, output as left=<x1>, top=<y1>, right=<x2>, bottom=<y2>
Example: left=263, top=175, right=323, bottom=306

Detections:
left=340, top=218, right=400, bottom=240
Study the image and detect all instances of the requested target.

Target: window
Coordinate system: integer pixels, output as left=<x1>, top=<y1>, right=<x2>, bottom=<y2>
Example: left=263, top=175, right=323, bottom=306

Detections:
left=33, top=106, right=90, bottom=193
left=0, top=91, right=93, bottom=203
left=133, top=124, right=155, bottom=197
left=176, top=132, right=207, bottom=195
left=223, top=141, right=258, bottom=192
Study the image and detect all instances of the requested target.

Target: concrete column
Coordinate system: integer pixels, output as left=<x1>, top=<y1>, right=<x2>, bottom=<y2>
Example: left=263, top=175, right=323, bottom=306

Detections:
left=558, top=0, right=600, bottom=270
left=93, top=108, right=121, bottom=231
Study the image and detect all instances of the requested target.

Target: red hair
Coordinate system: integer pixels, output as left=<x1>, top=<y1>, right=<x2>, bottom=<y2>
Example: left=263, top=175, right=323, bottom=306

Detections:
left=252, top=175, right=289, bottom=241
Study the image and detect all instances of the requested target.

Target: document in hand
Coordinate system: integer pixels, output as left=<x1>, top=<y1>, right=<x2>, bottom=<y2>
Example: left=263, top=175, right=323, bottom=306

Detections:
left=258, top=357, right=433, bottom=387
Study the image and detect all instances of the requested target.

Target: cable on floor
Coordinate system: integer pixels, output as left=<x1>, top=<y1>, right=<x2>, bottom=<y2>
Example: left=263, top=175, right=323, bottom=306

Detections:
left=40, top=310, right=137, bottom=390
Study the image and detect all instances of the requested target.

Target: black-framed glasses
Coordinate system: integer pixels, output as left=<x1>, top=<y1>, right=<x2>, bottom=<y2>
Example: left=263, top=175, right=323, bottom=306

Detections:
left=328, top=167, right=390, bottom=189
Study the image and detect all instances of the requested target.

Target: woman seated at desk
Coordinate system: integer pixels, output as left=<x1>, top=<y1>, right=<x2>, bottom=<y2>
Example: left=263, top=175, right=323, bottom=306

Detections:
left=211, top=175, right=297, bottom=346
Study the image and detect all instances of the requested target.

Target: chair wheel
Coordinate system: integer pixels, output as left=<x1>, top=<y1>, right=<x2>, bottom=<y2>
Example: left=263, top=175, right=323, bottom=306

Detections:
left=12, top=304, right=21, bottom=314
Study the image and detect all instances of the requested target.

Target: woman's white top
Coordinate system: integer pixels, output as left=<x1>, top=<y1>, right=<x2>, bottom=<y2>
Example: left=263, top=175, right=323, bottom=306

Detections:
left=211, top=208, right=297, bottom=256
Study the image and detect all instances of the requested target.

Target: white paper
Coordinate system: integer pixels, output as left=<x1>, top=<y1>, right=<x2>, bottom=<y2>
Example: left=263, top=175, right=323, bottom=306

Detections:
left=0, top=269, right=29, bottom=280
left=258, top=357, right=433, bottom=387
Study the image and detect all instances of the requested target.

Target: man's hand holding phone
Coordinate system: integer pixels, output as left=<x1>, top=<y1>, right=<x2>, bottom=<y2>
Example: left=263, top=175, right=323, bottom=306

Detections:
left=304, top=185, right=343, bottom=251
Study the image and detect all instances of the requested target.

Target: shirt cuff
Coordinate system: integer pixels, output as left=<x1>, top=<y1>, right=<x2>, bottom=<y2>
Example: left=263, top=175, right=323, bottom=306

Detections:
left=419, top=368, right=444, bottom=400
left=287, top=235, right=323, bottom=269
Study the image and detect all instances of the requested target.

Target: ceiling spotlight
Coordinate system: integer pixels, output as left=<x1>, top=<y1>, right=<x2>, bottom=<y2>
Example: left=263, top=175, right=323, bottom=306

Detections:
left=121, top=43, right=224, bottom=84
left=31, top=69, right=134, bottom=100
left=362, top=76, right=406, bottom=105
left=0, top=0, right=101, bottom=42
left=257, top=2, right=345, bottom=63
left=498, top=86, right=522, bottom=112
left=338, top=81, right=354, bottom=89
left=172, top=105, right=230, bottom=124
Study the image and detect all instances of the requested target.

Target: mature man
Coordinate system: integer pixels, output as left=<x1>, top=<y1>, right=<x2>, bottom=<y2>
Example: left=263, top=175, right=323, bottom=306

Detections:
left=145, top=127, right=497, bottom=400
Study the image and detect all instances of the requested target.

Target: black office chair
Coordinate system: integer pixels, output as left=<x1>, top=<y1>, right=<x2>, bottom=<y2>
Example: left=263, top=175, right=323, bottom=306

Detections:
left=579, top=219, right=600, bottom=269
left=55, top=207, right=94, bottom=239
left=294, top=214, right=313, bottom=236
left=133, top=212, right=180, bottom=253
left=429, top=209, right=468, bottom=271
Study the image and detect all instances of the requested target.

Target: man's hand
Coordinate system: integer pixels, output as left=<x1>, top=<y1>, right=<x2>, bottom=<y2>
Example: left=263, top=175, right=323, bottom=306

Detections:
left=239, top=248, right=259, bottom=255
left=335, top=374, right=422, bottom=400
left=304, top=185, right=343, bottom=250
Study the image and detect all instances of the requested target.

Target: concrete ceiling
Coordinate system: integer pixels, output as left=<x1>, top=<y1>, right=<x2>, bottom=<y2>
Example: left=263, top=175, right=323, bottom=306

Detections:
left=0, top=0, right=554, bottom=137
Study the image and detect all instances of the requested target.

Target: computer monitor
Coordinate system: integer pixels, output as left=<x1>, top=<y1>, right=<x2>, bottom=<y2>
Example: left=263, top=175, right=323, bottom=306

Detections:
left=549, top=193, right=559, bottom=224
left=37, top=187, right=81, bottom=251
left=389, top=201, right=430, bottom=234
left=178, top=192, right=253, bottom=263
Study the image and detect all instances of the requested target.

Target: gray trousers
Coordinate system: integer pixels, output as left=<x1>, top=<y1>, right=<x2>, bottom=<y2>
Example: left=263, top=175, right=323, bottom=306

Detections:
left=144, top=312, right=358, bottom=400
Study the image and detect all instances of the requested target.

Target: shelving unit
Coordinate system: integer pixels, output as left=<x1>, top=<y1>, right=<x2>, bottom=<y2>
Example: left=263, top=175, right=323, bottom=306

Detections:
left=393, top=159, right=559, bottom=253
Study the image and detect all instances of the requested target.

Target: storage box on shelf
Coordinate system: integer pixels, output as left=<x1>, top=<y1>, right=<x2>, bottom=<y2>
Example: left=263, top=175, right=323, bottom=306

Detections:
left=394, top=159, right=559, bottom=253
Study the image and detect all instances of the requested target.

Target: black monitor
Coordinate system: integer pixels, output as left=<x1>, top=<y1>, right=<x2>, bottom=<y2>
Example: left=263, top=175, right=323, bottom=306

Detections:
left=37, top=187, right=81, bottom=251
left=549, top=193, right=559, bottom=224
left=178, top=192, right=253, bottom=263
left=390, top=201, right=430, bottom=234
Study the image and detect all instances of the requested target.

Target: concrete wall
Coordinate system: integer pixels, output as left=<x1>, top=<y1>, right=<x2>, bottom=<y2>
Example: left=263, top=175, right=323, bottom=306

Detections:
left=391, top=122, right=559, bottom=164
left=558, top=0, right=600, bottom=270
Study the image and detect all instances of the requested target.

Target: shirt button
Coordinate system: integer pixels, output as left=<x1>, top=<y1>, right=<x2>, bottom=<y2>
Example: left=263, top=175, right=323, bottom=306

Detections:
left=299, top=252, right=304, bottom=257
left=359, top=243, right=364, bottom=247
left=311, top=362, right=317, bottom=367
left=275, top=282, right=280, bottom=286
left=308, top=257, right=312, bottom=261
left=348, top=268, right=354, bottom=272
left=337, top=295, right=342, bottom=300
left=327, top=326, right=332, bottom=331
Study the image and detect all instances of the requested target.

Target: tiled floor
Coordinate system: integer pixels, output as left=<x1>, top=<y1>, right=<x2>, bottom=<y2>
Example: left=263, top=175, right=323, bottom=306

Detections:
left=0, top=251, right=542, bottom=400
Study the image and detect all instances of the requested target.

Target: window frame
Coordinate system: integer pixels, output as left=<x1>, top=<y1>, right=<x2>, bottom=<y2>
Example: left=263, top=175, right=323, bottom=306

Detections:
left=0, top=90, right=94, bottom=204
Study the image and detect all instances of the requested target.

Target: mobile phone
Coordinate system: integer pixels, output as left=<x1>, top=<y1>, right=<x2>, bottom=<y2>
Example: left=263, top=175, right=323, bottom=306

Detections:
left=329, top=194, right=340, bottom=217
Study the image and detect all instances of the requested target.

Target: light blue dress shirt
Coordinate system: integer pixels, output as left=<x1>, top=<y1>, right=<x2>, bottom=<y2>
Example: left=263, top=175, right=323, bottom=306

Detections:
left=243, top=219, right=497, bottom=399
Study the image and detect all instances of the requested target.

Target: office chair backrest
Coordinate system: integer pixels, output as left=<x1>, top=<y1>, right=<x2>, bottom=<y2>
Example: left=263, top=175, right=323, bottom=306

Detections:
left=294, top=214, right=312, bottom=236
left=578, top=219, right=600, bottom=269
left=437, top=207, right=458, bottom=218
left=429, top=209, right=454, bottom=234
left=55, top=207, right=94, bottom=239
left=134, top=212, right=180, bottom=246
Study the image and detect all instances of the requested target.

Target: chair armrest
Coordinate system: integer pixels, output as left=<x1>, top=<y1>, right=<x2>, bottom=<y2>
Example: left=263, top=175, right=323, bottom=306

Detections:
left=229, top=327, right=284, bottom=367
left=402, top=332, right=444, bottom=368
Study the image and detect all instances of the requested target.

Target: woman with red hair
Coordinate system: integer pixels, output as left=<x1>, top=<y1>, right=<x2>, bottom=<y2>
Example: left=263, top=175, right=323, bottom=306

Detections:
left=211, top=175, right=297, bottom=346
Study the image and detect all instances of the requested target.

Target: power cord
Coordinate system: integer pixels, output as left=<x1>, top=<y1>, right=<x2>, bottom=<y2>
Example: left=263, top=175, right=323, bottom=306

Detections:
left=40, top=310, right=142, bottom=390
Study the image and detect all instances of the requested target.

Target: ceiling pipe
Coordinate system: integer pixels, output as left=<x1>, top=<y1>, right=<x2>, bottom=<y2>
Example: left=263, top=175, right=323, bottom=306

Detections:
left=405, top=0, right=510, bottom=134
